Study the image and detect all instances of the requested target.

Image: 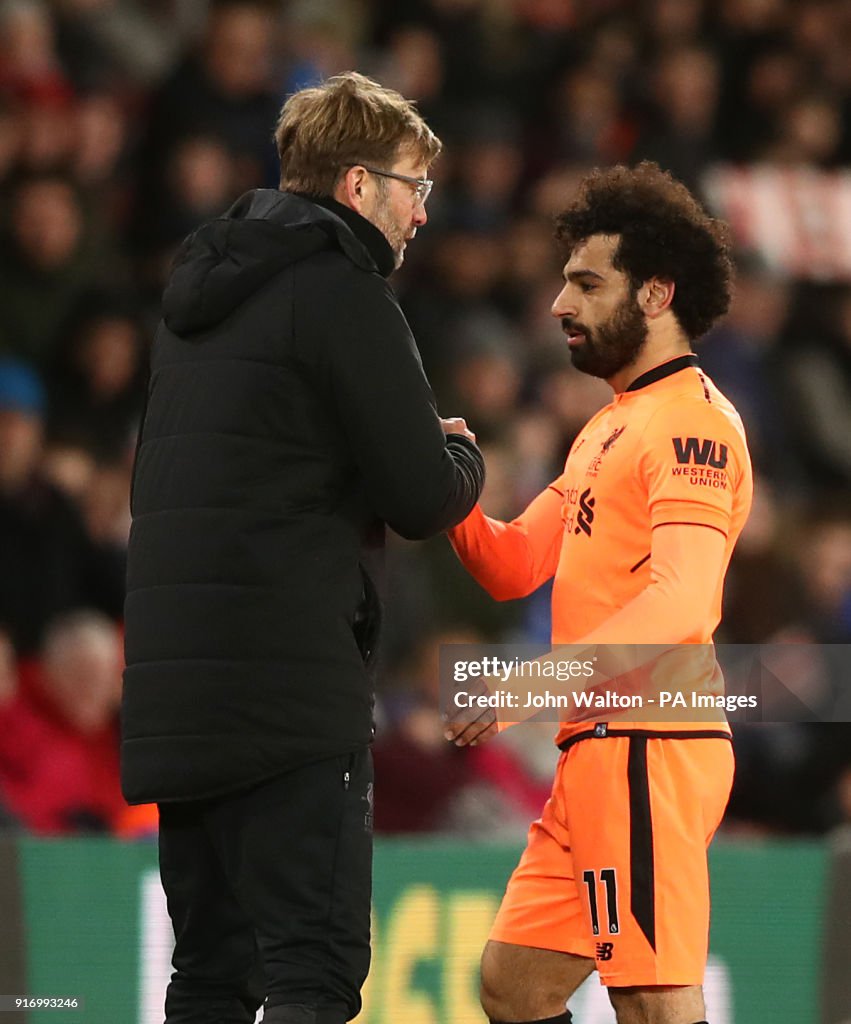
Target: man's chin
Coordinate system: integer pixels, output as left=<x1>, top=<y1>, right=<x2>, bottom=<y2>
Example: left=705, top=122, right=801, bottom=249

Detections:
left=569, top=339, right=643, bottom=381
left=568, top=345, right=600, bottom=377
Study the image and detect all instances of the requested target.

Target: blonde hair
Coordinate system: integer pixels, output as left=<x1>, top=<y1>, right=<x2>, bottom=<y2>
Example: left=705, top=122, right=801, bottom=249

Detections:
left=275, top=71, right=441, bottom=195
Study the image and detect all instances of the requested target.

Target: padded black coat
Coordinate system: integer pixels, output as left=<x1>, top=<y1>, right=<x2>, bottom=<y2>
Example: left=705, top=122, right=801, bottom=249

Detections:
left=121, top=190, right=485, bottom=803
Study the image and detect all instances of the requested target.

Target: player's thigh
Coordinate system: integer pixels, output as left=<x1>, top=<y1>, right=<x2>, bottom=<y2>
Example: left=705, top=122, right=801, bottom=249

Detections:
left=608, top=983, right=705, bottom=1024
left=488, top=779, right=597, bottom=963
left=482, top=781, right=596, bottom=1019
left=563, top=734, right=734, bottom=988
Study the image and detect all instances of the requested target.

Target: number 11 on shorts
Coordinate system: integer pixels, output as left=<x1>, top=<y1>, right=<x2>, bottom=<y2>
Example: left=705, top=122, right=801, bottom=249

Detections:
left=582, top=868, right=620, bottom=935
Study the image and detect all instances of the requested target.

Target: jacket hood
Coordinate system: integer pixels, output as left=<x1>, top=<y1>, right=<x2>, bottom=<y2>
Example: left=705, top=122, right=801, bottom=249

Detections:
left=162, top=190, right=389, bottom=336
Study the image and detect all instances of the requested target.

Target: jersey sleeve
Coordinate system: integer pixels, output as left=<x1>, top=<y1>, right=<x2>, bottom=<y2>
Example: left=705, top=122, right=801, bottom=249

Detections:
left=638, top=397, right=748, bottom=537
left=448, top=476, right=566, bottom=600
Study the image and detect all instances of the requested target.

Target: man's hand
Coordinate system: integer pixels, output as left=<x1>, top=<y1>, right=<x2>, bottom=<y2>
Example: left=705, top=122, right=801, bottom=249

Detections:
left=440, top=416, right=476, bottom=444
left=443, top=708, right=498, bottom=747
left=442, top=674, right=499, bottom=747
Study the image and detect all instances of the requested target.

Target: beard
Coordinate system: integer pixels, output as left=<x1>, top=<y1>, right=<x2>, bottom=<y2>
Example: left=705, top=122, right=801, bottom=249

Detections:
left=369, top=191, right=408, bottom=269
left=563, top=289, right=649, bottom=380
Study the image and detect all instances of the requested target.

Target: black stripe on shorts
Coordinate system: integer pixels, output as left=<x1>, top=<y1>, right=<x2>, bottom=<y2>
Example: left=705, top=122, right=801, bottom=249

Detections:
left=627, top=735, right=656, bottom=953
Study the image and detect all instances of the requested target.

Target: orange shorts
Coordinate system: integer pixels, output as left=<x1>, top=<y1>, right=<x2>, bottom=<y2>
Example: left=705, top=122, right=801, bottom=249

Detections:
left=490, top=729, right=734, bottom=987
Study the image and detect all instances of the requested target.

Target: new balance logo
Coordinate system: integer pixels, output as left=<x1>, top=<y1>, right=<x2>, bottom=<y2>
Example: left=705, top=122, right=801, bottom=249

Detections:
left=574, top=488, right=595, bottom=536
left=672, top=436, right=728, bottom=469
left=595, top=942, right=614, bottom=961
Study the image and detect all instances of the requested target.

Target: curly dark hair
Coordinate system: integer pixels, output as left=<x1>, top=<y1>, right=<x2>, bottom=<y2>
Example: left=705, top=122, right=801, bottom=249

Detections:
left=555, top=162, right=733, bottom=342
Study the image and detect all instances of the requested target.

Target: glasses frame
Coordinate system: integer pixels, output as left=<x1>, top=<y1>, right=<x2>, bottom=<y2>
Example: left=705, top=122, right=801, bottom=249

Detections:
left=356, top=164, right=433, bottom=205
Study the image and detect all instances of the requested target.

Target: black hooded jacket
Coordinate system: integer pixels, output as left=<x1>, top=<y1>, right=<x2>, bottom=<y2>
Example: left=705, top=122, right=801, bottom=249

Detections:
left=121, top=190, right=485, bottom=803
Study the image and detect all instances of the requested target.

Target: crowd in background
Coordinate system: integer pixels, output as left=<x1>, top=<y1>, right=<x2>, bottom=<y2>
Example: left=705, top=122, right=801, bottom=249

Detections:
left=1, top=0, right=850, bottom=840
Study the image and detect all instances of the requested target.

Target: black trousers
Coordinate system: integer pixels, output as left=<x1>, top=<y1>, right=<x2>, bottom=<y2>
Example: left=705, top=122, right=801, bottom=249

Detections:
left=157, top=749, right=373, bottom=1024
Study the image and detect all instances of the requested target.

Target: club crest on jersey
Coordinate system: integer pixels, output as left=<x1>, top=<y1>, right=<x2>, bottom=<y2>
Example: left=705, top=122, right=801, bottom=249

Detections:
left=601, top=425, right=626, bottom=453
left=586, top=425, right=626, bottom=477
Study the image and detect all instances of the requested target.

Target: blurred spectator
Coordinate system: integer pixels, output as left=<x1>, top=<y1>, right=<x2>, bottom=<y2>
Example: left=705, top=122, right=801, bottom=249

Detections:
left=727, top=721, right=847, bottom=834
left=499, top=214, right=565, bottom=321
left=444, top=111, right=525, bottom=232
left=546, top=63, right=635, bottom=167
left=632, top=45, right=721, bottom=194
left=763, top=89, right=844, bottom=166
left=714, top=0, right=793, bottom=160
left=642, top=0, right=707, bottom=50
left=373, top=626, right=484, bottom=834
left=0, top=0, right=71, bottom=99
left=733, top=44, right=806, bottom=159
left=443, top=329, right=523, bottom=443
left=137, top=0, right=281, bottom=228
left=0, top=359, right=125, bottom=654
left=795, top=514, right=851, bottom=643
left=281, top=1, right=359, bottom=96
left=0, top=174, right=118, bottom=367
left=700, top=256, right=791, bottom=480
left=80, top=455, right=132, bottom=548
left=367, top=24, right=444, bottom=115
left=40, top=434, right=96, bottom=502
left=0, top=609, right=125, bottom=834
left=719, top=475, right=805, bottom=643
left=72, top=91, right=122, bottom=184
left=138, top=133, right=239, bottom=289
left=781, top=284, right=851, bottom=487
left=15, top=83, right=76, bottom=173
left=401, top=228, right=506, bottom=391
left=72, top=91, right=133, bottom=230
left=50, top=0, right=186, bottom=90
left=46, top=295, right=147, bottom=460
left=510, top=409, right=564, bottom=503
left=533, top=356, right=610, bottom=453
left=383, top=530, right=524, bottom=658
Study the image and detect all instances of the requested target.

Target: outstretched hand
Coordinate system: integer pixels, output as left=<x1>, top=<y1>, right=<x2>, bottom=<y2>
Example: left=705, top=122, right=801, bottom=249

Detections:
left=442, top=675, right=499, bottom=747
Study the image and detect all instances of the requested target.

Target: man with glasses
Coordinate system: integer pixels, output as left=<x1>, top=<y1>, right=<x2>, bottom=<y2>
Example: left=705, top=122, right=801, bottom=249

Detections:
left=121, top=72, right=484, bottom=1024
left=330, top=161, right=433, bottom=270
left=360, top=165, right=434, bottom=204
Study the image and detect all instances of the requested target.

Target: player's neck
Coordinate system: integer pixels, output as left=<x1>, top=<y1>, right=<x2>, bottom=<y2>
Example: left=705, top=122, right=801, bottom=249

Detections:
left=608, top=325, right=692, bottom=394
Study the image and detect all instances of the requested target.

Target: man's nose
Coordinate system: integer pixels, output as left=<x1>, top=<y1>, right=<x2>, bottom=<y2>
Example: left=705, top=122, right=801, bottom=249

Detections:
left=551, top=284, right=576, bottom=319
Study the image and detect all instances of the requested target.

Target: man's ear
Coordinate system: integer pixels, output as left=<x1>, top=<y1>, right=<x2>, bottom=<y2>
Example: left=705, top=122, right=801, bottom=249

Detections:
left=334, top=165, right=370, bottom=213
left=641, top=277, right=676, bottom=319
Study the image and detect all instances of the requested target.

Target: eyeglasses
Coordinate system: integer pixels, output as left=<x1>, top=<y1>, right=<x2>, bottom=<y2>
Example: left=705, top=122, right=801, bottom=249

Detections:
left=358, top=164, right=433, bottom=206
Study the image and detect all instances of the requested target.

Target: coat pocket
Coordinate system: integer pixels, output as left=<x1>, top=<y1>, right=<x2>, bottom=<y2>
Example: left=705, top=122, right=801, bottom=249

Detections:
left=352, top=564, right=381, bottom=665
